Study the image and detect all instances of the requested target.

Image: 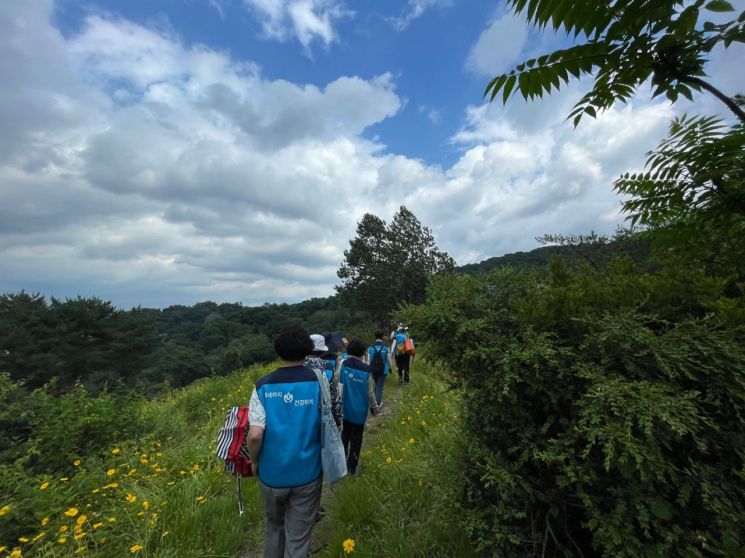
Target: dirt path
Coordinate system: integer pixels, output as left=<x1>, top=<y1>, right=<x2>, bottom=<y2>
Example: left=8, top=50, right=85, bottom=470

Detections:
left=238, top=377, right=407, bottom=558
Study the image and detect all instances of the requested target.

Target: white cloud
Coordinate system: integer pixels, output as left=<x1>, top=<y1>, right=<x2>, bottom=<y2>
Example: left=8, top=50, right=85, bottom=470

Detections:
left=387, top=0, right=451, bottom=31
left=466, top=12, right=528, bottom=77
left=242, top=0, right=350, bottom=50
left=1, top=0, right=737, bottom=309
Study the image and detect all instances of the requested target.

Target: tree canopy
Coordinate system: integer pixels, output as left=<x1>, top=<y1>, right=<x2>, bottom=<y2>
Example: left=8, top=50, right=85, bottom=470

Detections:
left=336, top=206, right=455, bottom=323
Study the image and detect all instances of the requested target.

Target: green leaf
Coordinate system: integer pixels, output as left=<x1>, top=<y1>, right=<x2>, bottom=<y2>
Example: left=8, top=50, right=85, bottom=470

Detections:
left=705, top=0, right=734, bottom=12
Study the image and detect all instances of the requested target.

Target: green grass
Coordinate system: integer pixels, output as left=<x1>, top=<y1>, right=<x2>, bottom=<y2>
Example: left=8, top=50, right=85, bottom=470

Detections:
left=1, top=364, right=273, bottom=558
left=314, top=361, right=472, bottom=558
left=2, top=360, right=472, bottom=558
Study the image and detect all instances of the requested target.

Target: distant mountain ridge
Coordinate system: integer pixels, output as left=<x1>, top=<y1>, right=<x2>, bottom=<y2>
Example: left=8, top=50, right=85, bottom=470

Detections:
left=457, top=234, right=653, bottom=275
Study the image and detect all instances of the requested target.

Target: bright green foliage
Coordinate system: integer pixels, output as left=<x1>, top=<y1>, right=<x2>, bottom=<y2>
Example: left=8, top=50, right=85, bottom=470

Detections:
left=615, top=116, right=745, bottom=272
left=484, top=0, right=745, bottom=126
left=316, top=362, right=472, bottom=557
left=0, top=364, right=275, bottom=557
left=406, top=259, right=745, bottom=556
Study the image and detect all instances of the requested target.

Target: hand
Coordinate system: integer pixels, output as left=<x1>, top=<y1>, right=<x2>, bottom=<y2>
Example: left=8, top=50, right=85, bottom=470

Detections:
left=251, top=462, right=259, bottom=476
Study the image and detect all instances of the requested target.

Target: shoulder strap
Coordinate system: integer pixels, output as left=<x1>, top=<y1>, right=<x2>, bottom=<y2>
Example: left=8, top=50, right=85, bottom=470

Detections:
left=314, top=369, right=330, bottom=407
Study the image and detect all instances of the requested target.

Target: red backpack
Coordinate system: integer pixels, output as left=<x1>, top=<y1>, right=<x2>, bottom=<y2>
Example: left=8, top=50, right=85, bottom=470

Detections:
left=216, top=406, right=254, bottom=515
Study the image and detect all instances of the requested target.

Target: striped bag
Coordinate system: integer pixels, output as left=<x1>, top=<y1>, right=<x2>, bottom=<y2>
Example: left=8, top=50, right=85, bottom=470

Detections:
left=215, top=406, right=254, bottom=515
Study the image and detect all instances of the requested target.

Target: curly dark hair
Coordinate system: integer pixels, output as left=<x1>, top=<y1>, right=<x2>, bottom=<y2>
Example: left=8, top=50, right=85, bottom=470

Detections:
left=273, top=326, right=313, bottom=361
left=347, top=337, right=367, bottom=358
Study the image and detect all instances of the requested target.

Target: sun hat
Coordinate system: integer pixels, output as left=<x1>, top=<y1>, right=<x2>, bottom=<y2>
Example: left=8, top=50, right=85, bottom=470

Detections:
left=310, top=334, right=328, bottom=352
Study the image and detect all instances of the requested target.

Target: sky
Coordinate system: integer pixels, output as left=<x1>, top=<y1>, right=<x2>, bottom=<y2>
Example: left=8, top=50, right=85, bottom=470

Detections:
left=1, top=0, right=743, bottom=309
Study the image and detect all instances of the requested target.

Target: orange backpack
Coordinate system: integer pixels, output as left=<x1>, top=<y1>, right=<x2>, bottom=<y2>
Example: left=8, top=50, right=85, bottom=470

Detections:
left=404, top=338, right=416, bottom=356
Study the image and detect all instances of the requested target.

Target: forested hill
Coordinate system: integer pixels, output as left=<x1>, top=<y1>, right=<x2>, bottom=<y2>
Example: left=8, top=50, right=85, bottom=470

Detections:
left=456, top=232, right=653, bottom=275
left=0, top=293, right=372, bottom=395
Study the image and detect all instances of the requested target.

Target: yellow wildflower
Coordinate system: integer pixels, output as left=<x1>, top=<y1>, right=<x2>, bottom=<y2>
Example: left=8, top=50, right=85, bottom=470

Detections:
left=128, top=469, right=137, bottom=476
left=18, top=537, right=29, bottom=543
left=76, top=514, right=87, bottom=525
left=91, top=489, right=100, bottom=494
left=409, top=438, right=415, bottom=444
left=75, top=547, right=86, bottom=554
left=64, top=508, right=79, bottom=517
left=58, top=526, right=68, bottom=533
left=179, top=470, right=186, bottom=475
left=161, top=531, right=170, bottom=538
left=137, top=511, right=145, bottom=517
left=107, top=517, right=117, bottom=523
left=10, top=549, right=22, bottom=558
left=0, top=546, right=6, bottom=552
left=58, top=537, right=67, bottom=544
left=103, top=482, right=118, bottom=489
left=0, top=505, right=10, bottom=516
left=32, top=533, right=45, bottom=542
left=142, top=501, right=150, bottom=511
left=342, top=538, right=356, bottom=554
left=112, top=448, right=121, bottom=455
left=125, top=494, right=137, bottom=503
left=41, top=517, right=49, bottom=526
left=130, top=544, right=144, bottom=553
left=60, top=477, right=69, bottom=482
left=73, top=532, right=85, bottom=541
left=92, top=523, right=103, bottom=529
left=39, top=482, right=50, bottom=490
left=106, top=469, right=116, bottom=477
left=386, top=457, right=392, bottom=464
left=421, top=420, right=427, bottom=427
left=73, top=460, right=81, bottom=466
left=195, top=496, right=205, bottom=502
left=139, top=457, right=149, bottom=465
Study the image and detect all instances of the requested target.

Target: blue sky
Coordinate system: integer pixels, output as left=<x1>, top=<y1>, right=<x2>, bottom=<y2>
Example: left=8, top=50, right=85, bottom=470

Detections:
left=1, top=0, right=743, bottom=308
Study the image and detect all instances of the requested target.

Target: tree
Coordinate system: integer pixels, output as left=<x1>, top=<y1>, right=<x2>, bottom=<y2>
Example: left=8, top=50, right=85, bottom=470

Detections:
left=484, top=0, right=745, bottom=126
left=336, top=206, right=454, bottom=323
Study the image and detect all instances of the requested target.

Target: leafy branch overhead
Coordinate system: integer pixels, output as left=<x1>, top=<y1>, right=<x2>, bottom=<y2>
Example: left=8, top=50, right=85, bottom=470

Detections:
left=484, top=0, right=745, bottom=125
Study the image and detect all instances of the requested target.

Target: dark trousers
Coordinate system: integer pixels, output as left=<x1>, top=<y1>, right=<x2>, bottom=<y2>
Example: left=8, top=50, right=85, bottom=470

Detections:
left=341, top=420, right=365, bottom=474
left=395, top=353, right=411, bottom=382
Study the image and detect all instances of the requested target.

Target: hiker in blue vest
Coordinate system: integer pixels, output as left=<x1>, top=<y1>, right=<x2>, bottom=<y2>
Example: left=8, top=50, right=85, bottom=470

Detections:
left=391, top=326, right=414, bottom=384
left=366, top=330, right=392, bottom=408
left=339, top=337, right=381, bottom=474
left=304, top=333, right=342, bottom=428
left=247, top=326, right=324, bottom=558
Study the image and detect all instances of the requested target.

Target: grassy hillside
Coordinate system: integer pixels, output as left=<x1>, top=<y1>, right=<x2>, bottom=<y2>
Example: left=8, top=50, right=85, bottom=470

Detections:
left=1, top=360, right=468, bottom=557
left=0, top=365, right=274, bottom=557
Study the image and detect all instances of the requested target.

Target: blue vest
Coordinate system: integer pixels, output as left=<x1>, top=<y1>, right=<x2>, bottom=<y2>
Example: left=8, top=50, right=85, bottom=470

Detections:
left=394, top=332, right=407, bottom=355
left=256, top=365, right=321, bottom=488
left=340, top=358, right=371, bottom=425
left=368, top=342, right=389, bottom=375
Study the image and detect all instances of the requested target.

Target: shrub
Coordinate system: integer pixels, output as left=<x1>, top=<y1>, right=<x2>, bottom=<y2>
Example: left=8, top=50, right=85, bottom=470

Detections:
left=406, top=258, right=745, bottom=557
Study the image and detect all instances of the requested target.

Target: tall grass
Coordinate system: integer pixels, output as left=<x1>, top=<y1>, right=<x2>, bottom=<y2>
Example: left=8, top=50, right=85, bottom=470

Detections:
left=0, top=364, right=274, bottom=557
left=315, top=361, right=472, bottom=557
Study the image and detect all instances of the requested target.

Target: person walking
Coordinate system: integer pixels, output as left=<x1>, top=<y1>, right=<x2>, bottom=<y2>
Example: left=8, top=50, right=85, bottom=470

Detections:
left=391, top=326, right=413, bottom=384
left=366, top=330, right=392, bottom=407
left=247, top=326, right=324, bottom=558
left=305, top=333, right=342, bottom=429
left=338, top=337, right=381, bottom=475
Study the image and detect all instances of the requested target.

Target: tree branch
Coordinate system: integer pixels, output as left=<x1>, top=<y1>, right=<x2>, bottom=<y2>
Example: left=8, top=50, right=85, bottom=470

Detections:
left=681, top=75, right=745, bottom=124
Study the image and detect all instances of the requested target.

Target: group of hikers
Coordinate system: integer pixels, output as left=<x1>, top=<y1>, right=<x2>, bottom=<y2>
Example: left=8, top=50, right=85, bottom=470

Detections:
left=245, top=325, right=415, bottom=558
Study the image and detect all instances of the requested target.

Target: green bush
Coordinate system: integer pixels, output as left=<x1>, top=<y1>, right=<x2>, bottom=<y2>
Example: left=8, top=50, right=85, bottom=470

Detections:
left=407, top=258, right=745, bottom=557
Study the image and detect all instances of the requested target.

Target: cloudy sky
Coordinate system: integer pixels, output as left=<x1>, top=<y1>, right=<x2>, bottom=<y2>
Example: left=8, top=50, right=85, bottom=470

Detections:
left=1, top=0, right=743, bottom=308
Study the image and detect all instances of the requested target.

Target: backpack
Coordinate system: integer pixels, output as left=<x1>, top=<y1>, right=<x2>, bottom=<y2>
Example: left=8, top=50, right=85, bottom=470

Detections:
left=395, top=332, right=406, bottom=353
left=215, top=406, right=254, bottom=515
left=404, top=337, right=416, bottom=356
left=370, top=345, right=385, bottom=378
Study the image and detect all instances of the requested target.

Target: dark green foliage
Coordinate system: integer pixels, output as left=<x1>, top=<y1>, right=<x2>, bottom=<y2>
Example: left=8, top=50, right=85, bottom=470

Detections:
left=485, top=0, right=745, bottom=126
left=336, top=206, right=455, bottom=323
left=406, top=259, right=745, bottom=557
left=457, top=229, right=653, bottom=275
left=0, top=373, right=144, bottom=475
